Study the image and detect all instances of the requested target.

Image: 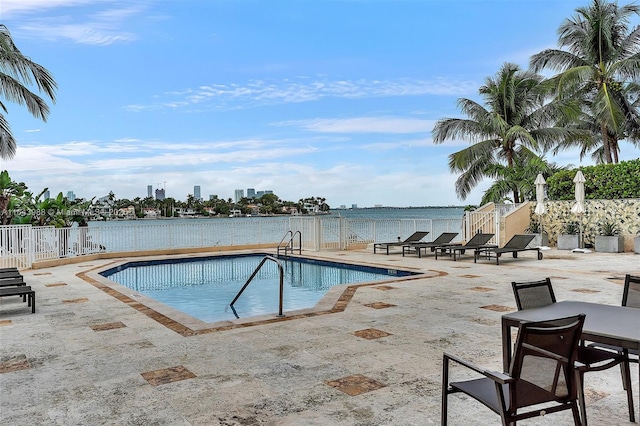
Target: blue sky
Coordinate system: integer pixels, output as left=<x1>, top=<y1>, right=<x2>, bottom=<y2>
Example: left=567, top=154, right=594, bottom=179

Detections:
left=1, top=0, right=638, bottom=208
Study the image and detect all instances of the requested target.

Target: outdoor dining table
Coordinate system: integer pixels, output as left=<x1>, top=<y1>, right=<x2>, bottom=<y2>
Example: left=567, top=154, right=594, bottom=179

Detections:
left=501, top=301, right=640, bottom=423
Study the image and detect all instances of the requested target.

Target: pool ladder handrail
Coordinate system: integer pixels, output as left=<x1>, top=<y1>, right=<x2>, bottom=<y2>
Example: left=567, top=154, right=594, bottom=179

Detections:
left=229, top=255, right=285, bottom=318
left=277, top=230, right=301, bottom=257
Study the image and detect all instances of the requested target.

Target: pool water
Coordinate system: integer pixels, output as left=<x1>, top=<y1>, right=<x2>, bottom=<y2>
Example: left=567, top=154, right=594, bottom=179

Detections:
left=100, top=254, right=416, bottom=322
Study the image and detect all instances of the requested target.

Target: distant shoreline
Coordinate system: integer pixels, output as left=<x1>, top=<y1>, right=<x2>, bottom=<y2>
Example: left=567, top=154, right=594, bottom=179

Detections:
left=332, top=206, right=465, bottom=210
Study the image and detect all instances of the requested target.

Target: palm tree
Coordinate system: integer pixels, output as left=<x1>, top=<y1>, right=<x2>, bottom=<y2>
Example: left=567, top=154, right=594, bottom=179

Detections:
left=530, top=0, right=640, bottom=164
left=0, top=25, right=57, bottom=159
left=432, top=62, right=580, bottom=202
left=480, top=156, right=569, bottom=205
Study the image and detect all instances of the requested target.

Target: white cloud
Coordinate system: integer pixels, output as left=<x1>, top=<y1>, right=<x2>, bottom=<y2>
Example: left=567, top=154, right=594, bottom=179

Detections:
left=277, top=117, right=436, bottom=134
left=0, top=0, right=98, bottom=16
left=126, top=77, right=479, bottom=111
left=7, top=2, right=145, bottom=45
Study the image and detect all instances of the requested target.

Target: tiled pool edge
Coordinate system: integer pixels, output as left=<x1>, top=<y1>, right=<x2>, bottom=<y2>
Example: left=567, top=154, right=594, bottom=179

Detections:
left=78, top=254, right=447, bottom=336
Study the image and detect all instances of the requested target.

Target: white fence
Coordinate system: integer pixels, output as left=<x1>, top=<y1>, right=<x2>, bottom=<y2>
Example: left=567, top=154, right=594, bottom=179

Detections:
left=0, top=216, right=463, bottom=269
left=463, top=203, right=524, bottom=244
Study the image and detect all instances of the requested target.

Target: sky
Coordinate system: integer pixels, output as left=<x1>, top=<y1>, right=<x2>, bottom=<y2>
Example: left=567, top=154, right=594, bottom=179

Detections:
left=1, top=0, right=639, bottom=208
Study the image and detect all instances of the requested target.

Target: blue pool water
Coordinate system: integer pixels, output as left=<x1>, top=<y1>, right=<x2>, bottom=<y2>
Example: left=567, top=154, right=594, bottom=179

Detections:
left=100, top=254, right=417, bottom=323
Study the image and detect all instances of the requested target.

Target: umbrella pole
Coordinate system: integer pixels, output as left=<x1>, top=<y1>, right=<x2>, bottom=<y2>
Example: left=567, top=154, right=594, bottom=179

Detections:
left=579, top=214, right=583, bottom=249
left=539, top=215, right=543, bottom=246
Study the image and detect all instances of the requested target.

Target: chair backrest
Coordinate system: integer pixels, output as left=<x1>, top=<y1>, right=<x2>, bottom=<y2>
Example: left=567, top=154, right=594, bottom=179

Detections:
left=431, top=232, right=458, bottom=244
left=504, top=234, right=536, bottom=249
left=465, top=233, right=494, bottom=246
left=512, top=278, right=556, bottom=311
left=622, top=274, right=640, bottom=308
left=509, top=314, right=585, bottom=409
left=404, top=231, right=429, bottom=243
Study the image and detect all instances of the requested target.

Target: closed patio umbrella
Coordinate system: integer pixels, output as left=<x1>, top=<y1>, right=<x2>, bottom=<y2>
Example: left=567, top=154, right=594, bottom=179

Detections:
left=571, top=171, right=588, bottom=252
left=534, top=174, right=546, bottom=215
left=571, top=171, right=585, bottom=215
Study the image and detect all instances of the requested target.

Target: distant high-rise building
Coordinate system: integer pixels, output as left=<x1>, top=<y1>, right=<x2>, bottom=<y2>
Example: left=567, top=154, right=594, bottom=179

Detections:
left=67, top=191, right=76, bottom=201
left=234, top=189, right=244, bottom=203
left=44, top=190, right=50, bottom=200
left=155, top=188, right=165, bottom=200
left=264, top=190, right=273, bottom=195
left=147, top=185, right=153, bottom=198
left=209, top=194, right=217, bottom=201
left=256, top=191, right=265, bottom=198
left=247, top=188, right=256, bottom=198
left=194, top=185, right=201, bottom=201
left=351, top=204, right=358, bottom=209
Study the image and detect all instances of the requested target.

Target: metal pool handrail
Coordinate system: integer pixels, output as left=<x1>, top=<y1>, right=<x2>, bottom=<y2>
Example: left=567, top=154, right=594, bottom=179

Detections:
left=277, top=230, right=302, bottom=257
left=229, top=255, right=285, bottom=318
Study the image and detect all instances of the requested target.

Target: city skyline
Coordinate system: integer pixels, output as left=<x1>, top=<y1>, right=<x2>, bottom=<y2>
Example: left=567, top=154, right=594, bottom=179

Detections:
left=1, top=1, right=638, bottom=208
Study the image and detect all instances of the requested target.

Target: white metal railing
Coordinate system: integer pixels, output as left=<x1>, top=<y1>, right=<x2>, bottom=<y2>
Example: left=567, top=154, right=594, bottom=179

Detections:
left=1, top=216, right=463, bottom=269
left=463, top=203, right=523, bottom=244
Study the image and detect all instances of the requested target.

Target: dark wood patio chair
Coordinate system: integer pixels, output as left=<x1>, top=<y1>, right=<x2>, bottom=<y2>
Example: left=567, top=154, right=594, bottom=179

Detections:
left=373, top=231, right=429, bottom=255
left=433, top=232, right=495, bottom=261
left=401, top=232, right=459, bottom=257
left=0, top=269, right=23, bottom=281
left=0, top=286, right=35, bottom=313
left=442, top=314, right=586, bottom=425
left=512, top=278, right=635, bottom=424
left=473, top=234, right=543, bottom=265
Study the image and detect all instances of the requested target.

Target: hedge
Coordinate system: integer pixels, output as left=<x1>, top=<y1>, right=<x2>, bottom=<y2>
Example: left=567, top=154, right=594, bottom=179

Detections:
left=546, top=159, right=640, bottom=200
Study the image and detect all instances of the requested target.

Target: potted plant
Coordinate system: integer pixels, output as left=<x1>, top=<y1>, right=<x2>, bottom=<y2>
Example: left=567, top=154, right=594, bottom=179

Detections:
left=634, top=230, right=640, bottom=255
left=525, top=220, right=548, bottom=247
left=557, top=221, right=580, bottom=250
left=595, top=220, right=624, bottom=253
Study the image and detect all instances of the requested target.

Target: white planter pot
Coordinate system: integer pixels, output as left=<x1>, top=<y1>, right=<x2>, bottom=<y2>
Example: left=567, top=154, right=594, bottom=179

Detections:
left=557, top=234, right=580, bottom=250
left=595, top=235, right=624, bottom=253
left=634, top=237, right=640, bottom=254
left=527, top=233, right=548, bottom=248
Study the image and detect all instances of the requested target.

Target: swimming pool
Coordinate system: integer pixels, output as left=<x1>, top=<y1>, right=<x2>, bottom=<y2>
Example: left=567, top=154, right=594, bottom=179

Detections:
left=100, top=254, right=418, bottom=323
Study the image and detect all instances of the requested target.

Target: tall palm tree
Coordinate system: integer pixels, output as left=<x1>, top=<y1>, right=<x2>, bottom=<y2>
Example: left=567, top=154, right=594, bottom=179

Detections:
left=480, top=156, right=569, bottom=205
left=0, top=24, right=57, bottom=159
left=432, top=62, right=580, bottom=202
left=530, top=0, right=640, bottom=164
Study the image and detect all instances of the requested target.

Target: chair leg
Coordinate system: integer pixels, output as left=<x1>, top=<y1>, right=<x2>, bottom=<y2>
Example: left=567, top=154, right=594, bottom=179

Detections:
left=571, top=403, right=583, bottom=426
left=441, top=355, right=449, bottom=426
left=621, top=354, right=635, bottom=423
left=577, top=370, right=588, bottom=426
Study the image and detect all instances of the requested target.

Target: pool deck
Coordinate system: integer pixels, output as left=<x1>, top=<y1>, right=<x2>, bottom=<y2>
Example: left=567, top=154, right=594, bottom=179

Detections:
left=1, top=248, right=639, bottom=425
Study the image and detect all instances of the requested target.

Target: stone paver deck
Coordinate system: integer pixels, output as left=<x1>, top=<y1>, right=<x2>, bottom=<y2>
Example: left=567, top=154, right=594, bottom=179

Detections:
left=1, top=248, right=639, bottom=425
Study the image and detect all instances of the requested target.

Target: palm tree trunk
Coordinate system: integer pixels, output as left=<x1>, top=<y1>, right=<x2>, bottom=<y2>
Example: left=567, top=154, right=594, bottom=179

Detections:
left=0, top=194, right=9, bottom=225
left=601, top=124, right=613, bottom=163
left=610, top=138, right=619, bottom=164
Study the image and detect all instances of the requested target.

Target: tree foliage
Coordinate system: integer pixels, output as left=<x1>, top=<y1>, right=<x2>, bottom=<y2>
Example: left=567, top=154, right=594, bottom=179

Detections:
left=432, top=62, right=581, bottom=202
left=0, top=24, right=57, bottom=159
left=530, top=0, right=640, bottom=164
left=547, top=158, right=640, bottom=199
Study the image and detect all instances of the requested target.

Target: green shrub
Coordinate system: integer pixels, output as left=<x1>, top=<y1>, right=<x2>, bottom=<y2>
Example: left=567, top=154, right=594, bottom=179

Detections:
left=547, top=159, right=640, bottom=200
left=599, top=220, right=621, bottom=236
left=563, top=222, right=580, bottom=235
